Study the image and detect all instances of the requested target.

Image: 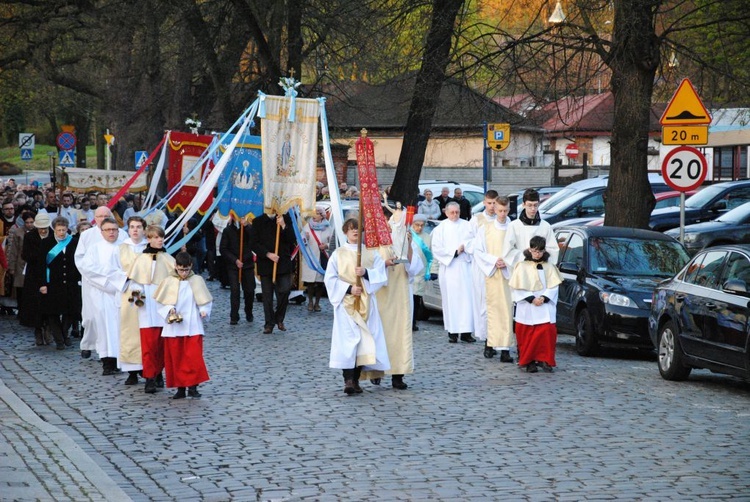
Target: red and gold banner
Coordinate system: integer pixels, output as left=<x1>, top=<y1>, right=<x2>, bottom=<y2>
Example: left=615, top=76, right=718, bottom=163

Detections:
left=356, top=136, right=391, bottom=249
left=166, top=131, right=215, bottom=214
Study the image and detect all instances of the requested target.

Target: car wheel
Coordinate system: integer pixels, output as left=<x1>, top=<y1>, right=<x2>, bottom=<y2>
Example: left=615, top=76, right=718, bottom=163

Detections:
left=575, top=308, right=598, bottom=356
left=657, top=320, right=692, bottom=381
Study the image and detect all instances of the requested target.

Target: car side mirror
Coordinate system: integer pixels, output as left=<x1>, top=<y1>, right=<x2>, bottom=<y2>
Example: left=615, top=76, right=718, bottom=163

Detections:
left=559, top=261, right=580, bottom=275
left=723, top=279, right=749, bottom=295
left=711, top=200, right=727, bottom=211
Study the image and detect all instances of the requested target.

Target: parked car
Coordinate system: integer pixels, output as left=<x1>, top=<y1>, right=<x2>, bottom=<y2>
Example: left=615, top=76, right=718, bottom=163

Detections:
left=554, top=226, right=689, bottom=356
left=472, top=186, right=563, bottom=220
left=540, top=176, right=672, bottom=226
left=649, top=244, right=750, bottom=381
left=666, top=201, right=750, bottom=255
left=649, top=179, right=750, bottom=231
left=563, top=190, right=698, bottom=228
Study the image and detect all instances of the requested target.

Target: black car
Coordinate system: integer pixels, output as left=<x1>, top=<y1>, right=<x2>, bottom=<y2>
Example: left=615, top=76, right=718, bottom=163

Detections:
left=555, top=226, right=689, bottom=356
left=649, top=179, right=750, bottom=231
left=665, top=201, right=750, bottom=255
left=649, top=245, right=750, bottom=381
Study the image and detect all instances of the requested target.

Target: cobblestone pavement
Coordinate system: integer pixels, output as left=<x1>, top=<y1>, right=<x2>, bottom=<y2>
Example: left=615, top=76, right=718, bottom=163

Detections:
left=1, top=279, right=750, bottom=501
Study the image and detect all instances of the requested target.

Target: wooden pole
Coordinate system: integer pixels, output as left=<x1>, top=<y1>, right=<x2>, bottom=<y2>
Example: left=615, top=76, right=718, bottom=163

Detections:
left=272, top=218, right=281, bottom=282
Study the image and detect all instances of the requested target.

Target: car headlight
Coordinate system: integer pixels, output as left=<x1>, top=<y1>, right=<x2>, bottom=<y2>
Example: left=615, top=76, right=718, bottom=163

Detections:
left=681, top=233, right=698, bottom=244
left=599, top=291, right=636, bottom=308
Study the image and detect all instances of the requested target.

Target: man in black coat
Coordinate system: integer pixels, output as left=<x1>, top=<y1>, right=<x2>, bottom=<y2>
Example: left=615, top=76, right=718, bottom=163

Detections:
left=220, top=215, right=255, bottom=325
left=453, top=188, right=472, bottom=221
left=435, top=187, right=453, bottom=220
left=39, top=217, right=81, bottom=349
left=250, top=212, right=295, bottom=334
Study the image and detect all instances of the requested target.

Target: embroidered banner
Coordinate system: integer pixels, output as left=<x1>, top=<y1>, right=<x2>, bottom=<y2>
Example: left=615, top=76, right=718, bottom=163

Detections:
left=260, top=96, right=319, bottom=216
left=216, top=134, right=264, bottom=221
left=62, top=168, right=148, bottom=193
left=166, top=131, right=215, bottom=214
left=356, top=135, right=392, bottom=248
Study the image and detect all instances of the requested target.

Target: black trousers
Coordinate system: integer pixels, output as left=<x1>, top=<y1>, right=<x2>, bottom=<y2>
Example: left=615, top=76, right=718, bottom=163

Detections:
left=260, top=273, right=291, bottom=328
left=226, top=265, right=255, bottom=321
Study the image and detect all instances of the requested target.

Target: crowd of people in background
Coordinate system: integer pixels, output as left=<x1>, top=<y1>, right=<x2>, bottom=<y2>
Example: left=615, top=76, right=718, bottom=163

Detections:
left=0, top=175, right=563, bottom=398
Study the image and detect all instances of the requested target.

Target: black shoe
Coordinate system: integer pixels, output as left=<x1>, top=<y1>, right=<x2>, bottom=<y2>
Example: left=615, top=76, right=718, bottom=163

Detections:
left=246, top=314, right=254, bottom=322
left=391, top=376, right=408, bottom=390
left=526, top=361, right=539, bottom=373
left=500, top=350, right=514, bottom=363
left=344, top=380, right=356, bottom=395
left=173, top=387, right=186, bottom=399
left=144, top=379, right=157, bottom=394
left=370, top=378, right=381, bottom=386
left=187, top=386, right=201, bottom=398
left=263, top=325, right=273, bottom=334
left=102, top=368, right=115, bottom=376
left=56, top=343, right=66, bottom=351
left=483, top=346, right=496, bottom=358
left=155, top=373, right=165, bottom=388
left=124, top=372, right=139, bottom=385
left=448, top=333, right=458, bottom=343
left=230, top=319, right=238, bottom=325
left=460, top=333, right=477, bottom=343
left=352, top=381, right=363, bottom=394
left=81, top=350, right=91, bottom=358
left=539, top=362, right=554, bottom=373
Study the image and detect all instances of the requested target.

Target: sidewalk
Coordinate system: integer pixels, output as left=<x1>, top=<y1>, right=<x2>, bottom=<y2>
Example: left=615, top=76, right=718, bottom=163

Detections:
left=0, top=378, right=131, bottom=502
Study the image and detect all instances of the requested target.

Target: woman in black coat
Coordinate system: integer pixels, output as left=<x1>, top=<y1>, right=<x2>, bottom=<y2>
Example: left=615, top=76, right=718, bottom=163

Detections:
left=21, top=213, right=54, bottom=344
left=39, top=217, right=81, bottom=349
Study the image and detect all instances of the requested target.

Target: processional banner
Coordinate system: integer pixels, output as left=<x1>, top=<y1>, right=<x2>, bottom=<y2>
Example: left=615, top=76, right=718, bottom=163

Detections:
left=356, top=135, right=392, bottom=248
left=216, top=134, right=264, bottom=221
left=166, top=131, right=215, bottom=214
left=260, top=96, right=319, bottom=216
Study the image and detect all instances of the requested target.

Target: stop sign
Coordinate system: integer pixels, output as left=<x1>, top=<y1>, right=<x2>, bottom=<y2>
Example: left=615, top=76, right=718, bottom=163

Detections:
left=565, top=143, right=579, bottom=158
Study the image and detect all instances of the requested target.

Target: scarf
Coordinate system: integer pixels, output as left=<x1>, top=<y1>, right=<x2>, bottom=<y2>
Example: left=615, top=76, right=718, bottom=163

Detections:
left=411, top=230, right=433, bottom=281
left=46, top=235, right=72, bottom=282
left=518, top=209, right=541, bottom=226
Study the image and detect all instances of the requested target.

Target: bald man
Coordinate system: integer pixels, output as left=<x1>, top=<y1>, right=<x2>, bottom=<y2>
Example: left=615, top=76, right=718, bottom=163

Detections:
left=75, top=206, right=127, bottom=358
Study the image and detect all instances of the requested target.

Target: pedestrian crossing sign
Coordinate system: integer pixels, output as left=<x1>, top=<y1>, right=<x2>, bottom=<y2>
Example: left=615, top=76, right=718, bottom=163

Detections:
left=20, top=149, right=32, bottom=161
left=135, top=150, right=148, bottom=170
left=58, top=150, right=75, bottom=167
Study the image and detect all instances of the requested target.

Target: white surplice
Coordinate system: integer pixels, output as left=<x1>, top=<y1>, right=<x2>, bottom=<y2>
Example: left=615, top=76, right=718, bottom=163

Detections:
left=466, top=211, right=496, bottom=341
left=431, top=218, right=475, bottom=334
left=502, top=217, right=558, bottom=268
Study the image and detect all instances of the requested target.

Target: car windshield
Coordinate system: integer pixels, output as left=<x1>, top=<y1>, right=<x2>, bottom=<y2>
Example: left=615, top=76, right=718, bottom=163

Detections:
left=714, top=201, right=750, bottom=224
left=539, top=187, right=577, bottom=211
left=588, top=237, right=689, bottom=277
left=684, top=185, right=725, bottom=209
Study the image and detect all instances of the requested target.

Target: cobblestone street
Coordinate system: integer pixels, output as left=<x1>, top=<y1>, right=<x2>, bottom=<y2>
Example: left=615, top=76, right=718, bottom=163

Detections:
left=1, top=279, right=750, bottom=501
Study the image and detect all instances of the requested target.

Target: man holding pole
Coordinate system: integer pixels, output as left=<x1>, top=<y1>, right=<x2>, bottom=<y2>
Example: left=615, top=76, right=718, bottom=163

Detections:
left=220, top=214, right=255, bottom=325
left=251, top=212, right=295, bottom=334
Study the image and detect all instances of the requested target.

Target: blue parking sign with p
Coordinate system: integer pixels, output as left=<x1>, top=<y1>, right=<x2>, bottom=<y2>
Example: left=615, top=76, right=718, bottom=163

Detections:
left=494, top=130, right=505, bottom=141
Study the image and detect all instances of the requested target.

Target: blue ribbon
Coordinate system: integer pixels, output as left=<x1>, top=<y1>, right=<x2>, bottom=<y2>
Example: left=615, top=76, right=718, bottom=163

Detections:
left=290, top=206, right=326, bottom=275
left=46, top=234, right=72, bottom=283
left=411, top=230, right=433, bottom=281
left=165, top=180, right=231, bottom=254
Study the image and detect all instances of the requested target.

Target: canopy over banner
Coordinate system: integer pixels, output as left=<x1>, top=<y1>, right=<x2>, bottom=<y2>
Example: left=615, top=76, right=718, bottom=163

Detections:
left=166, top=131, right=215, bottom=214
left=60, top=167, right=148, bottom=193
left=260, top=95, right=320, bottom=216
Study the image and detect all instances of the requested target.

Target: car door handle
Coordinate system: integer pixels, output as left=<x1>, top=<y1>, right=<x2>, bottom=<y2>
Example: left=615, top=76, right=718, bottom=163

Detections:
left=675, top=294, right=685, bottom=302
left=705, top=302, right=717, bottom=309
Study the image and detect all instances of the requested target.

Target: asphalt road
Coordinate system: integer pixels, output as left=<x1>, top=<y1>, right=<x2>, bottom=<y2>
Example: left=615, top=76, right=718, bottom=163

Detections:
left=1, top=280, right=749, bottom=501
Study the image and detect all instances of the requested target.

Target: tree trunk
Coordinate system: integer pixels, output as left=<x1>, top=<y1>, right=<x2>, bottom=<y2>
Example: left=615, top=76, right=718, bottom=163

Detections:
left=604, top=0, right=661, bottom=228
left=389, top=0, right=465, bottom=206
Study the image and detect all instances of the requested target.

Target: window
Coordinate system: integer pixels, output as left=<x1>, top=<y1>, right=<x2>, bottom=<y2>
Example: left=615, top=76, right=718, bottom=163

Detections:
left=688, top=251, right=727, bottom=290
left=561, top=233, right=584, bottom=268
left=724, top=187, right=750, bottom=211
left=720, top=252, right=750, bottom=288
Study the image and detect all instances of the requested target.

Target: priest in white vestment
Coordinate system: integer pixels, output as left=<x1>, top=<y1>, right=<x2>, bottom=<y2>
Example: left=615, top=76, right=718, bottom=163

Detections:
left=325, top=218, right=390, bottom=396
left=75, top=206, right=126, bottom=359
left=472, top=197, right=515, bottom=362
left=77, top=217, right=128, bottom=374
left=431, top=202, right=476, bottom=343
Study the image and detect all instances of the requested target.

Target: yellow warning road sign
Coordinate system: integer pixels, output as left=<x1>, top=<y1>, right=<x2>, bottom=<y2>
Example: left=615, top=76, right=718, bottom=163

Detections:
left=660, top=78, right=711, bottom=126
left=662, top=125, right=709, bottom=145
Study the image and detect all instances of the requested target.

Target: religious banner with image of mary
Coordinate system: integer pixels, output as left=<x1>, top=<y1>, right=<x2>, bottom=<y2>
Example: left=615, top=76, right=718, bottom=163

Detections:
left=216, top=133, right=264, bottom=221
left=260, top=95, right=320, bottom=215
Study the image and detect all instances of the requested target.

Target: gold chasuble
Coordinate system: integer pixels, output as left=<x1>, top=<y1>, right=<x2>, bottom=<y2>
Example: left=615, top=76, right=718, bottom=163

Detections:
left=509, top=260, right=562, bottom=292
left=373, top=246, right=413, bottom=376
left=485, top=225, right=515, bottom=348
left=119, top=252, right=176, bottom=364
left=337, top=247, right=378, bottom=367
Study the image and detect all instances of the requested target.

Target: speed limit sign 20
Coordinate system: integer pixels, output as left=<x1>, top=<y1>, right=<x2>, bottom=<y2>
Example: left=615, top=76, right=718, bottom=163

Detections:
left=661, top=146, right=707, bottom=192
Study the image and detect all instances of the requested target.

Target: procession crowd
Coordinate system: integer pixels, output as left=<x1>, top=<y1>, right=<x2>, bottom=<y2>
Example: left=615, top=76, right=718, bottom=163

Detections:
left=0, top=175, right=565, bottom=397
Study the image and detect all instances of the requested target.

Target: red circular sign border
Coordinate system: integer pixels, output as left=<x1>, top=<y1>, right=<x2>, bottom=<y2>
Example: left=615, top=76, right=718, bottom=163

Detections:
left=56, top=131, right=77, bottom=151
left=661, top=145, right=707, bottom=192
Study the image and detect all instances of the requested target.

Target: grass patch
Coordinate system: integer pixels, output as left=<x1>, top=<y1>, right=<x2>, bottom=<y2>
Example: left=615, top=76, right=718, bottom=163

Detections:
left=0, top=144, right=99, bottom=172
